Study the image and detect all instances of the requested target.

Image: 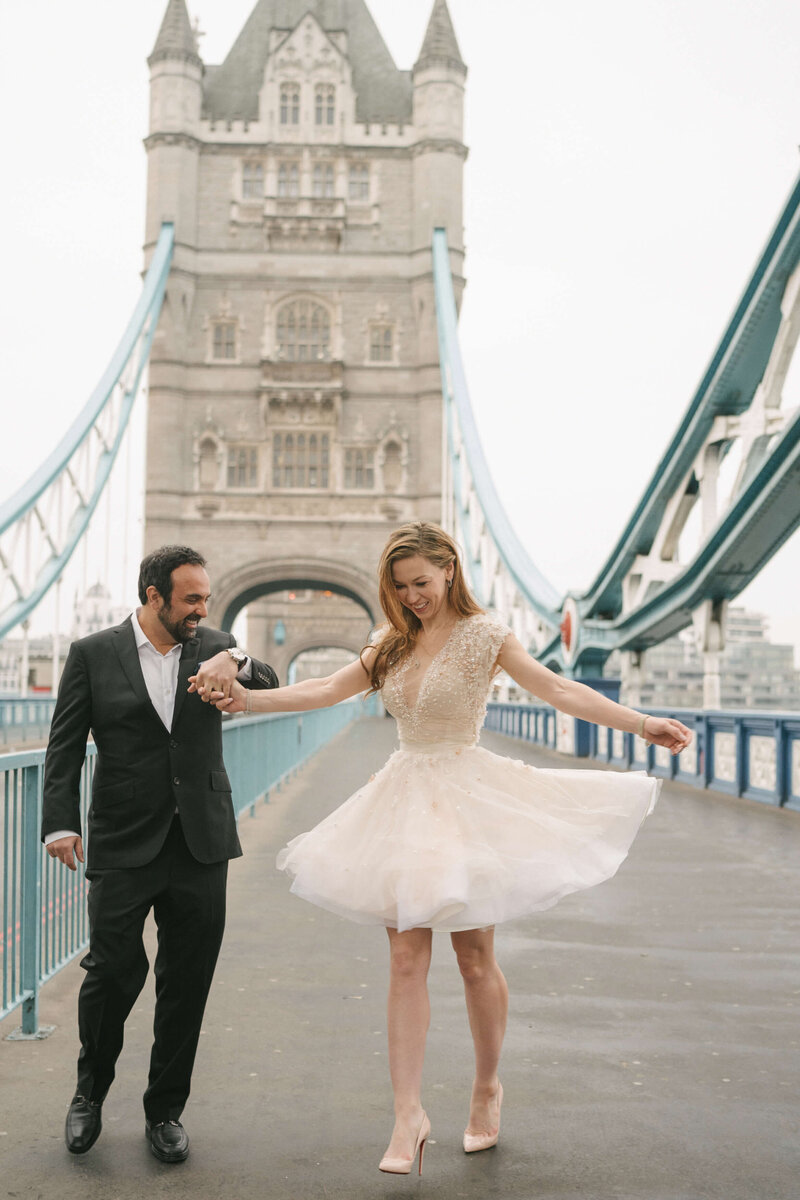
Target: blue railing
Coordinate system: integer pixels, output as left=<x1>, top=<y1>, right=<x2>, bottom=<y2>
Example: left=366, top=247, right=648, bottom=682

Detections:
left=0, top=698, right=377, bottom=1036
left=0, top=698, right=57, bottom=747
left=485, top=702, right=800, bottom=810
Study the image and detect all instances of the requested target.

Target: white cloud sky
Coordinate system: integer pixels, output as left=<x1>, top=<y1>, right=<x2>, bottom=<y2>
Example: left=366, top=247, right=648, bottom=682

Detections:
left=1, top=0, right=798, bottom=654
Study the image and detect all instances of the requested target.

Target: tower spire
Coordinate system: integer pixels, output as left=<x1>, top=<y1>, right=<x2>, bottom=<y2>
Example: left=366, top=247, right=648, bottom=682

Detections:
left=149, top=0, right=202, bottom=67
left=414, top=0, right=466, bottom=74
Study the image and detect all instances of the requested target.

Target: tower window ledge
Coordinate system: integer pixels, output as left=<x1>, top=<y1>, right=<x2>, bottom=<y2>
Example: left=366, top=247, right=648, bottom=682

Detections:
left=265, top=197, right=346, bottom=221
left=261, top=360, right=344, bottom=387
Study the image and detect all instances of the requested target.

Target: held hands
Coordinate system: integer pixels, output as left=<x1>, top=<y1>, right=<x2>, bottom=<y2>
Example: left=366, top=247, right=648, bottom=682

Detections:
left=187, top=650, right=241, bottom=702
left=641, top=716, right=693, bottom=755
left=46, top=835, right=84, bottom=871
left=188, top=676, right=248, bottom=713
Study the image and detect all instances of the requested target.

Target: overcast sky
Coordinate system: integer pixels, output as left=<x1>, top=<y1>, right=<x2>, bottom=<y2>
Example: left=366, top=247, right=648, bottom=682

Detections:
left=1, top=0, right=799, bottom=653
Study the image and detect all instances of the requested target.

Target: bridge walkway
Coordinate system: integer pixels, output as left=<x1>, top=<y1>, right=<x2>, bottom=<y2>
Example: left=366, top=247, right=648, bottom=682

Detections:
left=1, top=717, right=797, bottom=1200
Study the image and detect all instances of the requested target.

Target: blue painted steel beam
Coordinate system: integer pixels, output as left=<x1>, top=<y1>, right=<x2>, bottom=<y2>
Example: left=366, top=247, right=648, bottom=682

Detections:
left=0, top=223, right=175, bottom=640
left=432, top=229, right=562, bottom=624
left=582, top=169, right=800, bottom=619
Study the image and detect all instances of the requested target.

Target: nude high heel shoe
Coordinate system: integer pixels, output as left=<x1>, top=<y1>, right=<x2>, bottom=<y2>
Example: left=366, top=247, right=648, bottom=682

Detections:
left=463, top=1082, right=503, bottom=1153
left=379, top=1112, right=431, bottom=1176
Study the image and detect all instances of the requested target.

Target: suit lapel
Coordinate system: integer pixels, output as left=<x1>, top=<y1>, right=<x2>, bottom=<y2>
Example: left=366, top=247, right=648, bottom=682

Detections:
left=112, top=618, right=163, bottom=727
left=172, top=634, right=200, bottom=729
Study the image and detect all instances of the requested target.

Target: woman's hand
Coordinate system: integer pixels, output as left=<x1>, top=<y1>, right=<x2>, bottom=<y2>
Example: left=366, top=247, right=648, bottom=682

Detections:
left=642, top=716, right=693, bottom=754
left=188, top=675, right=248, bottom=712
left=212, top=680, right=248, bottom=712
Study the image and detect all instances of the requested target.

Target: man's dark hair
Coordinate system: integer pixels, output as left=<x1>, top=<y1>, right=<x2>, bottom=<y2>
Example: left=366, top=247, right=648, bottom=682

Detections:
left=138, top=546, right=207, bottom=606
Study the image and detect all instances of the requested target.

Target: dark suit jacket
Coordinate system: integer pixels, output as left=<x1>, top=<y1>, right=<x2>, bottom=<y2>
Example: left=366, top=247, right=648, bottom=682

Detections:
left=41, top=618, right=278, bottom=871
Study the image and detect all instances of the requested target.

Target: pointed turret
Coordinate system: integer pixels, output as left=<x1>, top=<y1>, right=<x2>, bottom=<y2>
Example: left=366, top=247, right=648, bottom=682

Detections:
left=414, top=0, right=466, bottom=75
left=149, top=0, right=202, bottom=67
left=145, top=0, right=202, bottom=247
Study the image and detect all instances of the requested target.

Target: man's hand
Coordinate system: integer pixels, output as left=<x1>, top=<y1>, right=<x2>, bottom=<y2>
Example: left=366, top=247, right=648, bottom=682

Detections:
left=46, top=835, right=85, bottom=871
left=188, top=650, right=241, bottom=702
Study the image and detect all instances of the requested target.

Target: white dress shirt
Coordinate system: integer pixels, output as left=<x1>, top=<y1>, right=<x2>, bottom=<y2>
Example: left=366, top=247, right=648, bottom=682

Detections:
left=44, top=613, right=250, bottom=846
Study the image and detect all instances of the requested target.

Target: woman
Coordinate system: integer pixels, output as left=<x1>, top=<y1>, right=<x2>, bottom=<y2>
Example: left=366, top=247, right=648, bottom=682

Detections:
left=193, top=522, right=692, bottom=1176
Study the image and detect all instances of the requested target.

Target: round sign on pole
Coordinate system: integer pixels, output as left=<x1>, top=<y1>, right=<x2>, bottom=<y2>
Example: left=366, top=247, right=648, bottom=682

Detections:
left=559, top=596, right=579, bottom=668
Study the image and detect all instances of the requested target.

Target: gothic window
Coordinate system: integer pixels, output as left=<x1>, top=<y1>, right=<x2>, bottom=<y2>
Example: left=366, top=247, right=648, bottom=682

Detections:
left=280, top=83, right=300, bottom=126
left=369, top=324, right=394, bottom=363
left=344, top=448, right=375, bottom=490
left=212, top=322, right=237, bottom=360
left=312, top=163, right=335, bottom=198
left=348, top=164, right=369, bottom=202
left=276, top=300, right=331, bottom=362
left=315, top=85, right=335, bottom=126
left=277, top=162, right=300, bottom=198
left=242, top=162, right=264, bottom=199
left=272, top=432, right=330, bottom=488
left=227, top=445, right=258, bottom=488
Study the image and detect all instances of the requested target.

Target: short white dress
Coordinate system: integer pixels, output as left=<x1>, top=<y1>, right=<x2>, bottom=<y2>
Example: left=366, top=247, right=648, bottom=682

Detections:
left=276, top=614, right=660, bottom=933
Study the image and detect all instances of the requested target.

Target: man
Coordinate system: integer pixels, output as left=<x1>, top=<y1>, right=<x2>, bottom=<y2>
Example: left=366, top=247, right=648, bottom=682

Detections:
left=42, top=545, right=278, bottom=1163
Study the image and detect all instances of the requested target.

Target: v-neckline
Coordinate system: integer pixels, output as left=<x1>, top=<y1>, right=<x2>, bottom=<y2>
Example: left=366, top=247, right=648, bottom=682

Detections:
left=402, top=619, right=462, bottom=712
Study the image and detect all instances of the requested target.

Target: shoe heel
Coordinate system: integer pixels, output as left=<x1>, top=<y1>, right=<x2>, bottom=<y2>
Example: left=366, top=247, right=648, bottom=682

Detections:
left=418, top=1135, right=427, bottom=1176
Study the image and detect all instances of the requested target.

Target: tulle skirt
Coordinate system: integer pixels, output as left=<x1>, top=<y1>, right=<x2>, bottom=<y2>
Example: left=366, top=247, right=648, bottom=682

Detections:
left=276, top=741, right=661, bottom=933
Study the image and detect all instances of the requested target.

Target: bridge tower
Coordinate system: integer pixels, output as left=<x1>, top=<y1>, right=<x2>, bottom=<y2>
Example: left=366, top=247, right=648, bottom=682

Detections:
left=143, top=0, right=466, bottom=675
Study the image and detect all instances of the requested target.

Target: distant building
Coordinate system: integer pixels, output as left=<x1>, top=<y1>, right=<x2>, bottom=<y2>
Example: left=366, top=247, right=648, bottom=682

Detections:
left=71, top=582, right=129, bottom=641
left=606, top=607, right=800, bottom=711
left=0, top=584, right=129, bottom=694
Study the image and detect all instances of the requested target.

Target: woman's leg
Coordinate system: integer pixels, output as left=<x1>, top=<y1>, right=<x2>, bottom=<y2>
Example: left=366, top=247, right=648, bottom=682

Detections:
left=451, top=927, right=508, bottom=1135
left=382, top=926, right=433, bottom=1160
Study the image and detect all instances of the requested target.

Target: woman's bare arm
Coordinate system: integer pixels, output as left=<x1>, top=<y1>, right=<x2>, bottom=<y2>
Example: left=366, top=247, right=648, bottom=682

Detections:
left=497, top=633, right=692, bottom=753
left=190, top=647, right=376, bottom=714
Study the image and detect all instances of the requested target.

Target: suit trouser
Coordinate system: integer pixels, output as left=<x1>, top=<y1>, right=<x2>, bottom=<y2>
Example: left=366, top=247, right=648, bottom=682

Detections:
left=76, top=815, right=228, bottom=1121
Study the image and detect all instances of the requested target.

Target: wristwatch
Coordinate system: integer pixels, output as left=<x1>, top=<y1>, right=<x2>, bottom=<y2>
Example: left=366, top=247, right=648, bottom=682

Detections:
left=226, top=647, right=248, bottom=667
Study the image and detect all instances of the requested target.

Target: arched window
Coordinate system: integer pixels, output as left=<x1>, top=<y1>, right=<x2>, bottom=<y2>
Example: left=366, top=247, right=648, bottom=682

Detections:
left=277, top=162, right=299, bottom=198
left=276, top=299, right=331, bottom=362
left=315, top=85, right=335, bottom=126
left=212, top=321, right=236, bottom=360
left=227, top=445, right=258, bottom=488
left=369, top=324, right=393, bottom=363
left=344, top=448, right=375, bottom=490
left=348, top=164, right=369, bottom=202
left=312, top=163, right=335, bottom=198
left=280, top=83, right=300, bottom=126
left=242, top=162, right=263, bottom=199
left=273, top=432, right=330, bottom=488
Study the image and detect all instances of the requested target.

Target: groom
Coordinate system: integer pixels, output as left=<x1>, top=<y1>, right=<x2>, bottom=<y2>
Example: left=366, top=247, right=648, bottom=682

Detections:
left=42, top=545, right=278, bottom=1163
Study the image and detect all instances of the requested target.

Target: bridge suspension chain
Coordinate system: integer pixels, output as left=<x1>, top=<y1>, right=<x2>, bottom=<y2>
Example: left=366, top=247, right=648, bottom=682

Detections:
left=0, top=223, right=174, bottom=645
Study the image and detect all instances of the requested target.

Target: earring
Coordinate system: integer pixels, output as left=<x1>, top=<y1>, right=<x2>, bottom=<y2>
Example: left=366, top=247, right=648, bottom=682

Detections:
left=447, top=577, right=453, bottom=588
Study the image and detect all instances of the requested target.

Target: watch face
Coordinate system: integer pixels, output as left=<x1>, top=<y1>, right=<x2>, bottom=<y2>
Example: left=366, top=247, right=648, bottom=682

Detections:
left=229, top=648, right=246, bottom=664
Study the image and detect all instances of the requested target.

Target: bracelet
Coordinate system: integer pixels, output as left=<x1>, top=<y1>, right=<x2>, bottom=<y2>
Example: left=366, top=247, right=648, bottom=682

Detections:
left=637, top=714, right=649, bottom=738
left=246, top=689, right=253, bottom=715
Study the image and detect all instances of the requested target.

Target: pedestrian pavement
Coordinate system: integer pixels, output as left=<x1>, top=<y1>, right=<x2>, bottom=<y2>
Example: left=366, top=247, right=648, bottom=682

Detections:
left=2, top=716, right=798, bottom=1200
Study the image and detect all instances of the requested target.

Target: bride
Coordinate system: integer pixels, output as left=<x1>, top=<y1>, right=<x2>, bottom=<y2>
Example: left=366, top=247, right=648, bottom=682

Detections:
left=191, top=522, right=692, bottom=1176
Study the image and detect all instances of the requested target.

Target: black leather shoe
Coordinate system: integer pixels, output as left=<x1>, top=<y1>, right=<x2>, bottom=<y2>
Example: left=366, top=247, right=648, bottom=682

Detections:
left=145, top=1119, right=190, bottom=1163
left=65, top=1093, right=103, bottom=1154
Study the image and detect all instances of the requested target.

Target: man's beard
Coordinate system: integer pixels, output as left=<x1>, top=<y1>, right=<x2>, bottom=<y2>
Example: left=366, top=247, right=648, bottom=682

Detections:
left=157, top=605, right=200, bottom=645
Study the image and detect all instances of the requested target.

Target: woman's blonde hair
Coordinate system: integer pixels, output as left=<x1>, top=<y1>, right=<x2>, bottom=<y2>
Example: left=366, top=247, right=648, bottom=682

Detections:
left=362, top=521, right=483, bottom=693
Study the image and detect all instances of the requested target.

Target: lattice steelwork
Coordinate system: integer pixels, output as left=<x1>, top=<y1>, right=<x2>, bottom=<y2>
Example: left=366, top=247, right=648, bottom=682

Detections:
left=434, top=162, right=800, bottom=695
left=0, top=223, right=174, bottom=641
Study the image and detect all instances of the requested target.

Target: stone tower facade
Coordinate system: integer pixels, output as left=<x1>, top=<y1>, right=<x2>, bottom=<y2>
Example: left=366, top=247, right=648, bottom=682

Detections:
left=144, top=0, right=466, bottom=674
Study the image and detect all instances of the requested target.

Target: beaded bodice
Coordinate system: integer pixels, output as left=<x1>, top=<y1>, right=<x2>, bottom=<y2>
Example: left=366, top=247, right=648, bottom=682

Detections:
left=381, top=614, right=511, bottom=747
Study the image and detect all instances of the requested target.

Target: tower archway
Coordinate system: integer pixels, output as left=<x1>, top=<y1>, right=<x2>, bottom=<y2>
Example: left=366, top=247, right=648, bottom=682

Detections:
left=209, top=557, right=379, bottom=683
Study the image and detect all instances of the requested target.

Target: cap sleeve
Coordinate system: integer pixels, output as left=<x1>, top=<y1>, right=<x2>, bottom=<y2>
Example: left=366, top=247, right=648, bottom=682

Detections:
left=483, top=615, right=512, bottom=674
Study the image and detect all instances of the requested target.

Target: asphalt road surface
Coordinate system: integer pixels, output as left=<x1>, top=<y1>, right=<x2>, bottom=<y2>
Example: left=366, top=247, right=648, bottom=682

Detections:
left=2, top=716, right=798, bottom=1200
